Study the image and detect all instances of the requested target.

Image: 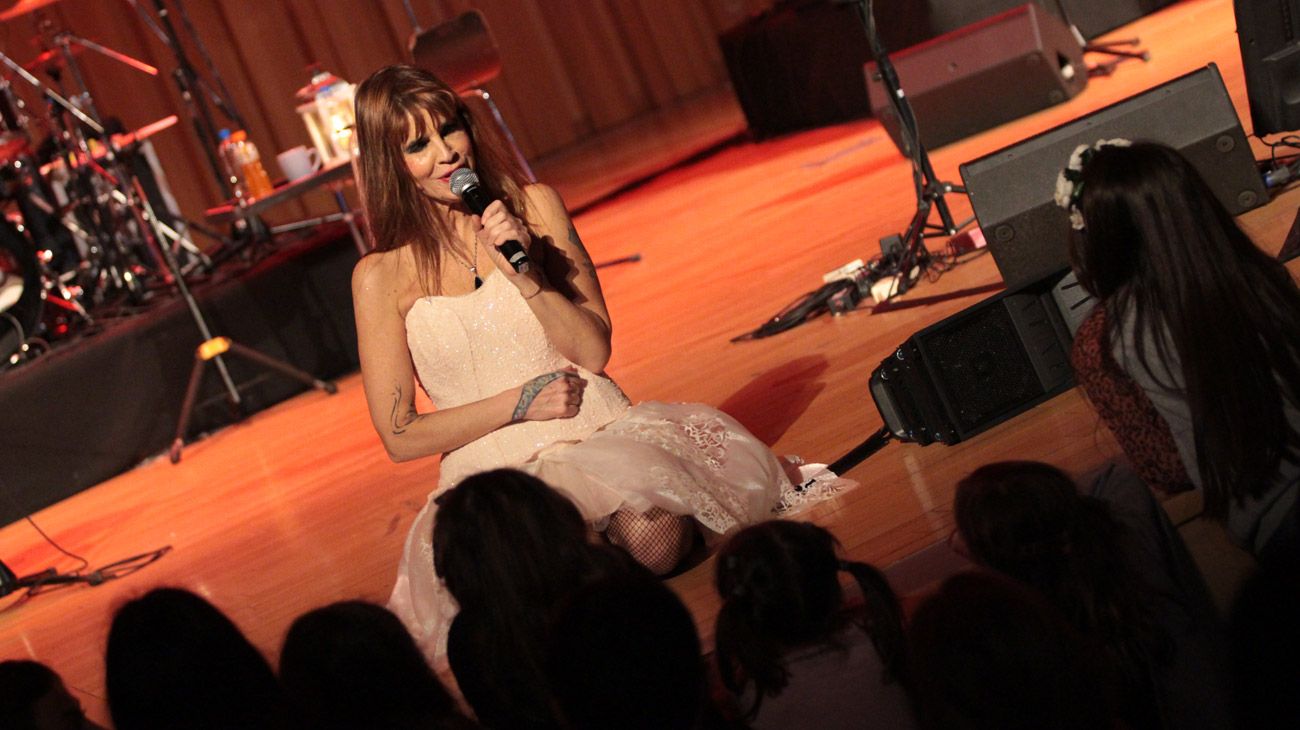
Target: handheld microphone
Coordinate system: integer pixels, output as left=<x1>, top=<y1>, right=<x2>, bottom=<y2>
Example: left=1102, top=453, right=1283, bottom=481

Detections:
left=449, top=168, right=531, bottom=274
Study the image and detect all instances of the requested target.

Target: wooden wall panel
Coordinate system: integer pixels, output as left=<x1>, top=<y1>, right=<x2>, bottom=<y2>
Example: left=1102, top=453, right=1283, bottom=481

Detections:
left=0, top=0, right=752, bottom=229
left=480, top=0, right=587, bottom=155
left=540, top=1, right=648, bottom=132
left=624, top=0, right=726, bottom=98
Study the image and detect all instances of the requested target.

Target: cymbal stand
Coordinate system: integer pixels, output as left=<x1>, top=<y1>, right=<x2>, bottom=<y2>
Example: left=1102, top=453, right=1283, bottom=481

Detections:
left=41, top=25, right=187, bottom=294
left=23, top=22, right=155, bottom=295
left=0, top=50, right=102, bottom=136
left=0, top=50, right=144, bottom=303
left=54, top=32, right=160, bottom=78
left=51, top=36, right=103, bottom=129
left=46, top=115, right=155, bottom=301
left=850, top=0, right=968, bottom=298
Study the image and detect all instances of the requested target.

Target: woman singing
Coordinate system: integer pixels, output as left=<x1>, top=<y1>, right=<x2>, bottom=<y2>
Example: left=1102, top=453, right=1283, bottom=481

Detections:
left=351, top=65, right=831, bottom=660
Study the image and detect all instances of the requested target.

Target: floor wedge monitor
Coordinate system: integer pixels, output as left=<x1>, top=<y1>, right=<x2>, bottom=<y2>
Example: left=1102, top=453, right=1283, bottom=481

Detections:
left=960, top=63, right=1267, bottom=290
left=865, top=3, right=1087, bottom=154
left=870, top=271, right=1086, bottom=447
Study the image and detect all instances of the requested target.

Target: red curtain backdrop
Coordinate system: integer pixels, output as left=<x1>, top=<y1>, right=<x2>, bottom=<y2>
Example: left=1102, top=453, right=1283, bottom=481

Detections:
left=0, top=0, right=772, bottom=224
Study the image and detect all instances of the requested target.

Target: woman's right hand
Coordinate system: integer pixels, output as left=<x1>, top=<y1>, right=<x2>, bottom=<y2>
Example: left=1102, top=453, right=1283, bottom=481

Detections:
left=512, top=367, right=587, bottom=422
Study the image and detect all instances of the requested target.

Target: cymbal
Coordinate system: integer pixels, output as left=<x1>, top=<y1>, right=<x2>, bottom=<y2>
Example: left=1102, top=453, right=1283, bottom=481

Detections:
left=0, top=0, right=63, bottom=22
left=23, top=45, right=84, bottom=72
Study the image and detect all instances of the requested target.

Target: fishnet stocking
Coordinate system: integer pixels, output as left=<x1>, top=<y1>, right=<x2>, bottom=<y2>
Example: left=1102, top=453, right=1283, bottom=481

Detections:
left=604, top=508, right=695, bottom=576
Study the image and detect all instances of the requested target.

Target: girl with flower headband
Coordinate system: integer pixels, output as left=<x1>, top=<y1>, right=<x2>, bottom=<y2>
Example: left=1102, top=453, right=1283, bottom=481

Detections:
left=1059, top=141, right=1300, bottom=565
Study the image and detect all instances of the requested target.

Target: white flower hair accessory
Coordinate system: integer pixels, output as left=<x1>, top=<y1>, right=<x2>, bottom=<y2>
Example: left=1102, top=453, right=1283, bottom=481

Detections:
left=1054, top=138, right=1133, bottom=230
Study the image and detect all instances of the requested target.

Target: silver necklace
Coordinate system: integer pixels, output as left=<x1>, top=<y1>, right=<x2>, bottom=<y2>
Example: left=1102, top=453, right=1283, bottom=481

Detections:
left=446, top=242, right=482, bottom=289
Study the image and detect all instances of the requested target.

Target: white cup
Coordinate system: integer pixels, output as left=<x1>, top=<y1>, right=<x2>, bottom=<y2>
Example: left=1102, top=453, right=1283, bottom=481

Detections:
left=277, top=145, right=321, bottom=181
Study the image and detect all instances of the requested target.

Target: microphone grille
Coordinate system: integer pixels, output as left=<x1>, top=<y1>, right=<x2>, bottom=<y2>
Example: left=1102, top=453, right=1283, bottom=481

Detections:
left=448, top=168, right=479, bottom=197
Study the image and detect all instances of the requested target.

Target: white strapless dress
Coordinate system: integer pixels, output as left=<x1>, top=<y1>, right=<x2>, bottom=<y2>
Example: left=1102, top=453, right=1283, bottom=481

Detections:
left=388, top=271, right=841, bottom=661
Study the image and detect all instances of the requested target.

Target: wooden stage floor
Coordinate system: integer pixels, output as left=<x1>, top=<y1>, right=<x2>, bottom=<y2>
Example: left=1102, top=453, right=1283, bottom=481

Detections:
left=3, top=1, right=1297, bottom=723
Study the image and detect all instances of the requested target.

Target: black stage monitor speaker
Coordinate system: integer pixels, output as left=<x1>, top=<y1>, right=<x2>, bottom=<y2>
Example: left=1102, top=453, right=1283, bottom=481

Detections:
left=918, top=1, right=1176, bottom=42
left=1234, top=0, right=1300, bottom=135
left=959, top=63, right=1267, bottom=291
left=870, top=271, right=1090, bottom=446
left=720, top=1, right=872, bottom=138
left=865, top=3, right=1087, bottom=153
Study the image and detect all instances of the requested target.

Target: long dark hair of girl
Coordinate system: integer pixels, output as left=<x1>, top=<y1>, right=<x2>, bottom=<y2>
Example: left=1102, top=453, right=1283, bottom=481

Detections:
left=354, top=64, right=530, bottom=294
left=713, top=519, right=907, bottom=719
left=432, top=469, right=626, bottom=721
left=955, top=461, right=1170, bottom=718
left=1068, top=142, right=1300, bottom=518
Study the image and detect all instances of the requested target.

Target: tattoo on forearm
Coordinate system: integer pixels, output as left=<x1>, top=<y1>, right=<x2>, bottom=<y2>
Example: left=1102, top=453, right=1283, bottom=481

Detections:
left=568, top=224, right=596, bottom=278
left=513, top=371, right=563, bottom=420
left=389, top=384, right=422, bottom=435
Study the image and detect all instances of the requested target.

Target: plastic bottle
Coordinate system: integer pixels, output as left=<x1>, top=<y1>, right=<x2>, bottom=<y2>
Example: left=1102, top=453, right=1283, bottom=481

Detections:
left=234, top=130, right=274, bottom=199
left=217, top=128, right=243, bottom=199
left=217, top=128, right=274, bottom=201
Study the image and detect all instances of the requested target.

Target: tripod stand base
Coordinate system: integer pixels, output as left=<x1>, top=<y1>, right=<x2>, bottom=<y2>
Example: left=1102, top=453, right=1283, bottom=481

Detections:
left=170, top=336, right=337, bottom=464
left=1084, top=36, right=1151, bottom=76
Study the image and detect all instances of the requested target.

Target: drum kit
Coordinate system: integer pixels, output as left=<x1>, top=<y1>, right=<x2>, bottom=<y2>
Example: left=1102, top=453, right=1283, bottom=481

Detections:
left=0, top=0, right=200, bottom=367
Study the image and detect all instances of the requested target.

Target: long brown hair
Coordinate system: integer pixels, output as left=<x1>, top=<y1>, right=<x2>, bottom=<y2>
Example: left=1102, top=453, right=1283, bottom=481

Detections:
left=354, top=65, right=530, bottom=293
left=1068, top=143, right=1300, bottom=518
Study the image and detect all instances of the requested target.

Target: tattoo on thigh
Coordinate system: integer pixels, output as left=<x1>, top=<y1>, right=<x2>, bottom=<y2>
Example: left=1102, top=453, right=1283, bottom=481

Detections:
left=513, top=371, right=564, bottom=421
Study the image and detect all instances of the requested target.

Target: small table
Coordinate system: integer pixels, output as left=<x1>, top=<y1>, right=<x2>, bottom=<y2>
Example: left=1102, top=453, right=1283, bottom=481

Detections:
left=204, top=157, right=368, bottom=256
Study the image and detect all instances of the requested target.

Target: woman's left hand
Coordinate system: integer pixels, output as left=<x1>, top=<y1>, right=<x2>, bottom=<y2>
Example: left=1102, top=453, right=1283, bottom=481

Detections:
left=475, top=200, right=543, bottom=296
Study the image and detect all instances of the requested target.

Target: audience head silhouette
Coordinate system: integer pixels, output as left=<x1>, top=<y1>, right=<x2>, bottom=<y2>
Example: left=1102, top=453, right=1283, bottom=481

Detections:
left=713, top=519, right=907, bottom=718
left=954, top=461, right=1171, bottom=726
left=0, top=659, right=101, bottom=730
left=279, top=600, right=472, bottom=730
left=104, top=587, right=283, bottom=730
left=908, top=570, right=1115, bottom=730
left=434, top=468, right=631, bottom=729
left=547, top=569, right=705, bottom=730
left=433, top=468, right=601, bottom=610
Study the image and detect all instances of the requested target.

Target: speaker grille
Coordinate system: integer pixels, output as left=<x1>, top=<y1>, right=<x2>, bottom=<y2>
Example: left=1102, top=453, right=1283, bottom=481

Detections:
left=917, top=304, right=1044, bottom=433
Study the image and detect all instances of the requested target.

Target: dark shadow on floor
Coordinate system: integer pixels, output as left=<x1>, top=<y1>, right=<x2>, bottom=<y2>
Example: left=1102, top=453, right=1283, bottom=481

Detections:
left=718, top=355, right=829, bottom=446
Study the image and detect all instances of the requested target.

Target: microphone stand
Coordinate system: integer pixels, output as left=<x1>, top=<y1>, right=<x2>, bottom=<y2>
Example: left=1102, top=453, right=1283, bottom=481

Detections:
left=144, top=0, right=231, bottom=198
left=126, top=175, right=338, bottom=464
left=128, top=0, right=263, bottom=258
left=851, top=0, right=968, bottom=298
left=731, top=1, right=975, bottom=341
